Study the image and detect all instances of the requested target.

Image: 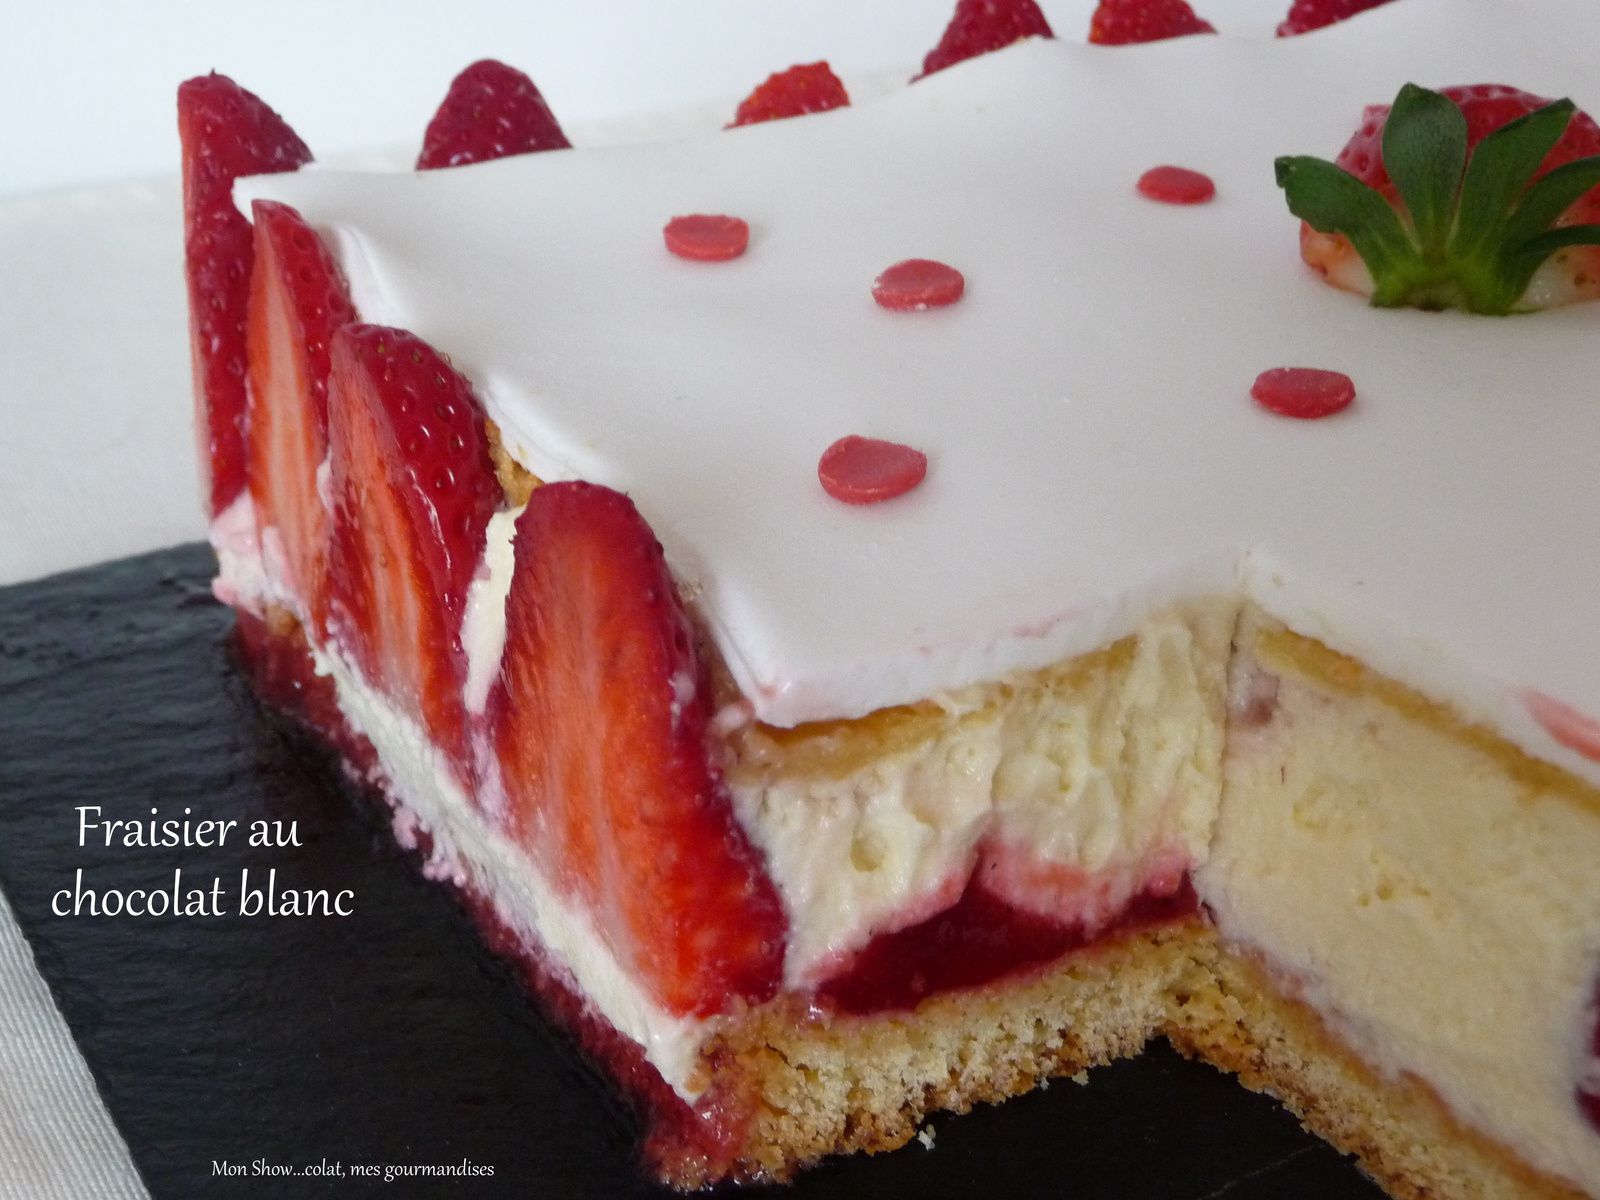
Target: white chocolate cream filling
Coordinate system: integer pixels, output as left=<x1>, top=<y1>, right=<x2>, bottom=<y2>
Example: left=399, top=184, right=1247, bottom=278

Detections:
left=1202, top=627, right=1600, bottom=1192
left=727, top=604, right=1231, bottom=985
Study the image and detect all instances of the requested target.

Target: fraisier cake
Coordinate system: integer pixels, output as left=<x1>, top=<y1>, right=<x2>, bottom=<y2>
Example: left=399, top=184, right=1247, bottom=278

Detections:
left=180, top=0, right=1600, bottom=1194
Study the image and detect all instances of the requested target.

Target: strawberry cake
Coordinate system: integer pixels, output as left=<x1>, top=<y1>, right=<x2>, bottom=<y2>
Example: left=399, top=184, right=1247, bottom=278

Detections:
left=180, top=0, right=1600, bottom=1194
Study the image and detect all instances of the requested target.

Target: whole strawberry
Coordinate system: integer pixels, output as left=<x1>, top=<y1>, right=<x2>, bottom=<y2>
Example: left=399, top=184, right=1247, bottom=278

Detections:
left=1088, top=0, right=1216, bottom=45
left=1277, top=0, right=1395, bottom=37
left=729, top=62, right=849, bottom=127
left=1278, top=82, right=1600, bottom=313
left=918, top=0, right=1054, bottom=79
left=417, top=59, right=569, bottom=170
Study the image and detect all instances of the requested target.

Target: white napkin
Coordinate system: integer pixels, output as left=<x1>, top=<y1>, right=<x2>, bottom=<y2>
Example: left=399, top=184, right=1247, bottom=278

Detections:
left=0, top=891, right=147, bottom=1199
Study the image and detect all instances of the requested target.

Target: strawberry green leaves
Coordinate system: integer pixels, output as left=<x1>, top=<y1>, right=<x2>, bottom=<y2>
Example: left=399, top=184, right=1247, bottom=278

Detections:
left=1382, top=84, right=1466, bottom=257
left=1276, top=83, right=1600, bottom=314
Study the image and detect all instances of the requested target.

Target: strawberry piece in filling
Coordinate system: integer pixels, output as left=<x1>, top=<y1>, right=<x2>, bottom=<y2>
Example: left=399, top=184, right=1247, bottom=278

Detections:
left=489, top=482, right=785, bottom=1019
left=818, top=871, right=1198, bottom=1015
left=729, top=62, right=850, bottom=128
left=918, top=0, right=1054, bottom=80
left=417, top=59, right=570, bottom=170
left=324, top=325, right=501, bottom=773
left=1526, top=692, right=1600, bottom=764
left=245, top=201, right=358, bottom=631
left=1578, top=974, right=1600, bottom=1134
left=178, top=73, right=312, bottom=517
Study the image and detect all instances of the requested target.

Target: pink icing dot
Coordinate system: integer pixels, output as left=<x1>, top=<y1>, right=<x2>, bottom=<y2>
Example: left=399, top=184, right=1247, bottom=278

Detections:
left=663, top=214, right=749, bottom=261
left=1136, top=165, right=1216, bottom=205
left=818, top=436, right=927, bottom=504
left=1251, top=367, right=1356, bottom=419
left=872, top=259, right=964, bottom=311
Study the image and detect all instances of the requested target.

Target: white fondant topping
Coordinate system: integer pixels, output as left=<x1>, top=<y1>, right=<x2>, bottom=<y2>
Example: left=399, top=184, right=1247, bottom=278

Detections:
left=236, top=0, right=1600, bottom=790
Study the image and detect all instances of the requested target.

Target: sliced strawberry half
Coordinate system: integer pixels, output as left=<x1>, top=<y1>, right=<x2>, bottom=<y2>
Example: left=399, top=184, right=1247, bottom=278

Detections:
left=729, top=62, right=850, bottom=128
left=1088, top=0, right=1216, bottom=45
left=245, top=201, right=357, bottom=630
left=417, top=59, right=570, bottom=170
left=489, top=483, right=786, bottom=1018
left=325, top=325, right=501, bottom=768
left=918, top=0, right=1054, bottom=80
left=178, top=73, right=312, bottom=517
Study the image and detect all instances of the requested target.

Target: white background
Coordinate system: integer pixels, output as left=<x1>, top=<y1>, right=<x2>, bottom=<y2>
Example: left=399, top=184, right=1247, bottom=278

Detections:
left=6, top=0, right=1117, bottom=196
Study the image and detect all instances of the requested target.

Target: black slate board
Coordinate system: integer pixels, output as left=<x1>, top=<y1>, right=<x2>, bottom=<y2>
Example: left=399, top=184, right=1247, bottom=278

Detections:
left=0, top=545, right=1386, bottom=1199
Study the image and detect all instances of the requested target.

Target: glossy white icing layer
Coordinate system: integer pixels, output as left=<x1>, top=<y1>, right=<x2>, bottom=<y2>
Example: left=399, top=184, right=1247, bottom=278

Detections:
left=236, top=0, right=1600, bottom=790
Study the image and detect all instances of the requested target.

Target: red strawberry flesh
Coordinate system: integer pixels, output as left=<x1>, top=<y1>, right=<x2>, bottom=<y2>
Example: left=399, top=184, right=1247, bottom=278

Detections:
left=819, top=873, right=1197, bottom=1015
left=1294, top=83, right=1600, bottom=310
left=417, top=59, right=570, bottom=170
left=490, top=482, right=786, bottom=1018
left=1088, top=0, right=1216, bottom=45
left=1336, top=84, right=1600, bottom=199
left=1277, top=0, right=1395, bottom=37
left=919, top=0, right=1054, bottom=79
left=245, top=201, right=357, bottom=631
left=1581, top=973, right=1600, bottom=1134
left=325, top=324, right=501, bottom=767
left=178, top=73, right=312, bottom=517
left=729, top=62, right=850, bottom=127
